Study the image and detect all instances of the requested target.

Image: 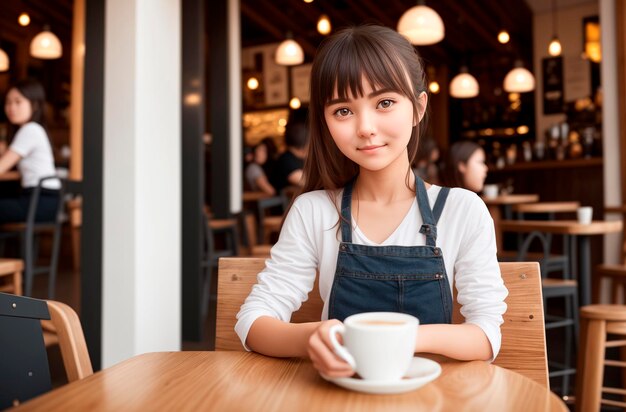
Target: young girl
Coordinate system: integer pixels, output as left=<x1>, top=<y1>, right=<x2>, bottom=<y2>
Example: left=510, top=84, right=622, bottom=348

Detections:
left=0, top=79, right=60, bottom=223
left=245, top=140, right=277, bottom=196
left=440, top=140, right=488, bottom=193
left=236, top=25, right=507, bottom=378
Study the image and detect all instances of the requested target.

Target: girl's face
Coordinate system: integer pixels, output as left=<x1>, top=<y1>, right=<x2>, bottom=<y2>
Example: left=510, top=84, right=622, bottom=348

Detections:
left=254, top=144, right=268, bottom=165
left=324, top=78, right=425, bottom=174
left=459, top=148, right=488, bottom=193
left=5, top=88, right=34, bottom=126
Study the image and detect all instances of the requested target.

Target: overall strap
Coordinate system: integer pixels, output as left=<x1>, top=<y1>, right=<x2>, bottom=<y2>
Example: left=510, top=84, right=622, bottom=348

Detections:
left=340, top=180, right=354, bottom=243
left=432, top=187, right=450, bottom=225
left=416, top=175, right=437, bottom=247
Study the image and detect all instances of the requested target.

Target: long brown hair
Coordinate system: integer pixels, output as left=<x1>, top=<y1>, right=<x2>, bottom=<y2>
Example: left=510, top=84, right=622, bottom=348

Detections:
left=302, top=25, right=428, bottom=196
left=439, top=140, right=483, bottom=189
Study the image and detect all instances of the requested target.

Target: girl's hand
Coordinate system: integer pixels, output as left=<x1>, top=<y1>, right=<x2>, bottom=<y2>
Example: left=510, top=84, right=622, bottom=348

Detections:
left=307, top=319, right=355, bottom=378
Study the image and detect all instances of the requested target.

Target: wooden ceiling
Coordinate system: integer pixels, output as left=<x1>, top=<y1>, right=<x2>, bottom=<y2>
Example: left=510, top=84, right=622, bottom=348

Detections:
left=241, top=0, right=534, bottom=70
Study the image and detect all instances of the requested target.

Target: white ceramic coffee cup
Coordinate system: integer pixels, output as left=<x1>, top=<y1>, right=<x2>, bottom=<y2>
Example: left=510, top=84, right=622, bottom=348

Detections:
left=483, top=184, right=499, bottom=199
left=328, top=312, right=418, bottom=381
left=577, top=206, right=593, bottom=225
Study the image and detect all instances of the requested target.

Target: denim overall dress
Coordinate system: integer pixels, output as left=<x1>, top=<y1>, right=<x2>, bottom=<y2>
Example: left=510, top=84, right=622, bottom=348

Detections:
left=328, top=176, right=454, bottom=324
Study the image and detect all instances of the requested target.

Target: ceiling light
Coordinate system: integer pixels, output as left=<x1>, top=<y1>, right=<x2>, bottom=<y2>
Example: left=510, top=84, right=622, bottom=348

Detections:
left=503, top=60, right=535, bottom=93
left=275, top=33, right=304, bottom=66
left=449, top=67, right=479, bottom=98
left=428, top=81, right=440, bottom=94
left=289, top=97, right=301, bottom=110
left=548, top=37, right=562, bottom=56
left=30, top=25, right=62, bottom=59
left=397, top=1, right=444, bottom=45
left=317, top=15, right=331, bottom=35
left=247, top=77, right=259, bottom=90
left=497, top=30, right=510, bottom=44
left=303, top=0, right=314, bottom=3
left=18, top=13, right=31, bottom=27
left=548, top=0, right=561, bottom=56
left=0, top=48, right=9, bottom=72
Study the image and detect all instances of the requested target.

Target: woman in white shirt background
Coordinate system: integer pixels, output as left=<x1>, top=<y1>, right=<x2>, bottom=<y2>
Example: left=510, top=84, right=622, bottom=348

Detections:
left=0, top=79, right=60, bottom=223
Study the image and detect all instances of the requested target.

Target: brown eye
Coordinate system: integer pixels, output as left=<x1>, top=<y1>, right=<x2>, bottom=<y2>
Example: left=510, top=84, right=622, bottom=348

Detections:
left=334, top=108, right=351, bottom=117
left=378, top=99, right=394, bottom=109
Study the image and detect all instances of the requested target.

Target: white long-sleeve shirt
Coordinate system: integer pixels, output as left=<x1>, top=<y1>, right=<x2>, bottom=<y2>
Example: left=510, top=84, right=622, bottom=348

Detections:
left=236, top=185, right=508, bottom=358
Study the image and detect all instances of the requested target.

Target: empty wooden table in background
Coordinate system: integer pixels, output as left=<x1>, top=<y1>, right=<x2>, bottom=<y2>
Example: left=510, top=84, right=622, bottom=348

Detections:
left=482, top=194, right=540, bottom=251
left=500, top=219, right=623, bottom=306
left=17, top=351, right=567, bottom=411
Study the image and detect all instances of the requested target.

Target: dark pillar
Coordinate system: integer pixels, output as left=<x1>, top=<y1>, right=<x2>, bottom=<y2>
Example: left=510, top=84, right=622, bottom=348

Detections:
left=181, top=0, right=206, bottom=341
left=81, top=0, right=106, bottom=370
left=208, top=0, right=231, bottom=219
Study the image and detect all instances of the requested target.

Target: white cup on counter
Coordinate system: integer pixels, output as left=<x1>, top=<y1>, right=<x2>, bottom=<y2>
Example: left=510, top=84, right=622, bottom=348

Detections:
left=577, top=206, right=593, bottom=225
left=483, top=184, right=499, bottom=199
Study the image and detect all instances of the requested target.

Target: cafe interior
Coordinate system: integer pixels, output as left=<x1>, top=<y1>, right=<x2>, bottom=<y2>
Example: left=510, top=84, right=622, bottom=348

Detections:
left=1, top=0, right=625, bottom=410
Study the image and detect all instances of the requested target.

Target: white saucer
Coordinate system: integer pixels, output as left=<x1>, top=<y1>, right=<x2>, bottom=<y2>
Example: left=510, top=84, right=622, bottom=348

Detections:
left=321, top=357, right=441, bottom=395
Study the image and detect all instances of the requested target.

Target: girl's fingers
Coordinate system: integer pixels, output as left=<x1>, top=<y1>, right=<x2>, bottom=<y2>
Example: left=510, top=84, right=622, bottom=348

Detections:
left=308, top=324, right=354, bottom=376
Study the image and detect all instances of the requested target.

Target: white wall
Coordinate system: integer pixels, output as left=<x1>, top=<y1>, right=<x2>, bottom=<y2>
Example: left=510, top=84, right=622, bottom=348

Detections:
left=229, top=0, right=242, bottom=214
left=103, top=0, right=181, bottom=367
left=533, top=1, right=599, bottom=137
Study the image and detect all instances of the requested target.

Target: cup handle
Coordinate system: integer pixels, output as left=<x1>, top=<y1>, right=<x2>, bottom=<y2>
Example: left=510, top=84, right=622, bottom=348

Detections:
left=328, top=324, right=356, bottom=370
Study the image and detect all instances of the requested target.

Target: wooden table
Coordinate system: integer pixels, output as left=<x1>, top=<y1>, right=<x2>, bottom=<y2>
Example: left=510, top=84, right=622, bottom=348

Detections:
left=17, top=351, right=567, bottom=411
left=500, top=220, right=623, bottom=306
left=0, top=171, right=20, bottom=181
left=482, top=194, right=540, bottom=251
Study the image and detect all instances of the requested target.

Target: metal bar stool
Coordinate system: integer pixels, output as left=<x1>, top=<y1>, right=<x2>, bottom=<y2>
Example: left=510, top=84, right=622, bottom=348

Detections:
left=515, top=230, right=578, bottom=398
left=0, top=177, right=66, bottom=298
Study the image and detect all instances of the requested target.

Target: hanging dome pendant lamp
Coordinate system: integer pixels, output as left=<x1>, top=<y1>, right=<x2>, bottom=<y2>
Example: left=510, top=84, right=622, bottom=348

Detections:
left=275, top=32, right=304, bottom=66
left=503, top=60, right=535, bottom=93
left=450, top=66, right=479, bottom=98
left=397, top=0, right=444, bottom=45
left=30, top=25, right=63, bottom=59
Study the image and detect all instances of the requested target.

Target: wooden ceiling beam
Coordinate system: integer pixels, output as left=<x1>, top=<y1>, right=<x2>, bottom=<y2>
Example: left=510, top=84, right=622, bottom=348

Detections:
left=244, top=0, right=318, bottom=58
left=439, top=1, right=502, bottom=51
left=23, top=0, right=73, bottom=28
left=351, top=0, right=397, bottom=28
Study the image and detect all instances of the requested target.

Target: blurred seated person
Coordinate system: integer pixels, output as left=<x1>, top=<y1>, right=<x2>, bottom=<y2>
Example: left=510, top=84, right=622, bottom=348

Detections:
left=439, top=140, right=487, bottom=193
left=413, top=136, right=440, bottom=184
left=245, top=140, right=276, bottom=196
left=271, top=108, right=309, bottom=194
left=0, top=79, right=60, bottom=223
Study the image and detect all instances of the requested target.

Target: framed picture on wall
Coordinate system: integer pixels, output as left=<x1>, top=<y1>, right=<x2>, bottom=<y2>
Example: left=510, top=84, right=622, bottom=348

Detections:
left=242, top=43, right=289, bottom=108
left=291, top=64, right=312, bottom=103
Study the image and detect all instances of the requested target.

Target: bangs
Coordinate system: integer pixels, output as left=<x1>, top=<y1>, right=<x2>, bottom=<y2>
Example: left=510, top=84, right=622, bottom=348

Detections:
left=318, top=33, right=416, bottom=104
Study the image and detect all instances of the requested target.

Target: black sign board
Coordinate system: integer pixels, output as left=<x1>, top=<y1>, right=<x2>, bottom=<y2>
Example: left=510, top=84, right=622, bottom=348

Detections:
left=542, top=56, right=564, bottom=114
left=0, top=293, right=51, bottom=408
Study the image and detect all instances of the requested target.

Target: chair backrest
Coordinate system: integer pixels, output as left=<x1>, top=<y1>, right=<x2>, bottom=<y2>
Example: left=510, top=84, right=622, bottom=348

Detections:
left=490, top=262, right=548, bottom=387
left=215, top=258, right=547, bottom=387
left=27, top=176, right=67, bottom=227
left=42, top=300, right=93, bottom=382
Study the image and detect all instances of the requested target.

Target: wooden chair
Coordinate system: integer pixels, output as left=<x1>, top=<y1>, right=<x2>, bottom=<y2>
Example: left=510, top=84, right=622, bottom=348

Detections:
left=215, top=258, right=548, bottom=387
left=0, top=258, right=23, bottom=295
left=42, top=300, right=93, bottom=382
